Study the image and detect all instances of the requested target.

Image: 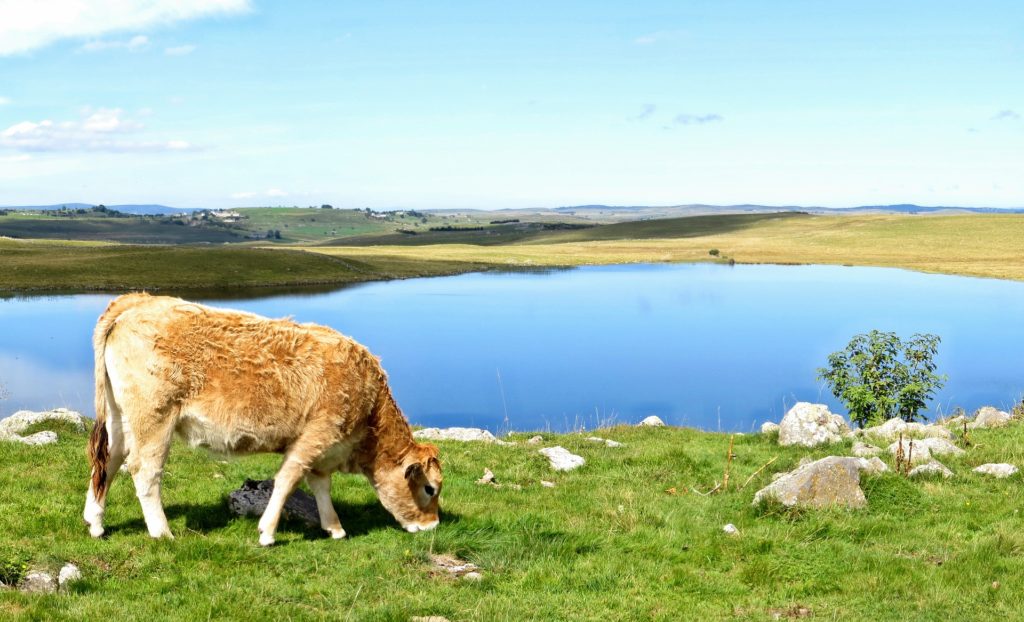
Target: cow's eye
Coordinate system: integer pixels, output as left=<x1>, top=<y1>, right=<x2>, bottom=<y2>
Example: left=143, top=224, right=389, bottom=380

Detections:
left=424, top=485, right=436, bottom=497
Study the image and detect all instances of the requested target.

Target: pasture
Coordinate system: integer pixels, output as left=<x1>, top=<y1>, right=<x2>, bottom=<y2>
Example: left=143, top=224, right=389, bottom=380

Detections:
left=2, top=420, right=1023, bottom=620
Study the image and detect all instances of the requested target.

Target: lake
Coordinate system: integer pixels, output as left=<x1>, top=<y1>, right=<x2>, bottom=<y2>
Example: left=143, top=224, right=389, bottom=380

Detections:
left=1, top=264, right=1022, bottom=432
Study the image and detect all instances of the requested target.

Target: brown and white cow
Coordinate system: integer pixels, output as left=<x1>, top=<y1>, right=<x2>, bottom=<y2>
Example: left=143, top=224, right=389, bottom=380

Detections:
left=84, top=293, right=442, bottom=545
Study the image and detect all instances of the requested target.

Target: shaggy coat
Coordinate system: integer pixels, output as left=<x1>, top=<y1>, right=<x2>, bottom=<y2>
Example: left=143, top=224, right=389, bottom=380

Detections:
left=84, top=293, right=441, bottom=545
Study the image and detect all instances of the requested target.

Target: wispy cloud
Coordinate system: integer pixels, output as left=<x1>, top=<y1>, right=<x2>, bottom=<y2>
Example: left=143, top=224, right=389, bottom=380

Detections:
left=672, top=113, right=724, bottom=126
left=630, top=104, right=657, bottom=121
left=0, top=108, right=196, bottom=153
left=992, top=109, right=1020, bottom=121
left=0, top=0, right=250, bottom=56
left=0, top=96, right=11, bottom=105
left=165, top=44, right=197, bottom=56
left=79, top=34, right=148, bottom=53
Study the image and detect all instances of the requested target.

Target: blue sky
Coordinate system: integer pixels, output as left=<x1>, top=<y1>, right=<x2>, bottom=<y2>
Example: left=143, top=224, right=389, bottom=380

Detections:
left=1, top=1, right=1021, bottom=209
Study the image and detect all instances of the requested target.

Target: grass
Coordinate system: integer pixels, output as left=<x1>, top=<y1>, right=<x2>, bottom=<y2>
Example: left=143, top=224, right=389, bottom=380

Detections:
left=2, top=420, right=1024, bottom=620
left=0, top=215, right=242, bottom=244
left=0, top=238, right=501, bottom=294
left=307, top=213, right=1024, bottom=282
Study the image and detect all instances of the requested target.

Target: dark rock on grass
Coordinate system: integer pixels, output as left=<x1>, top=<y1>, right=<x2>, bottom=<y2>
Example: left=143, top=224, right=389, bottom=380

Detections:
left=228, top=479, right=319, bottom=528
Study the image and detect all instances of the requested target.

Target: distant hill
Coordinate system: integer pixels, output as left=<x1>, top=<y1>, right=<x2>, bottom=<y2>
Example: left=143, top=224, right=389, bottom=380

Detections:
left=1, top=203, right=202, bottom=216
left=553, top=203, right=1024, bottom=216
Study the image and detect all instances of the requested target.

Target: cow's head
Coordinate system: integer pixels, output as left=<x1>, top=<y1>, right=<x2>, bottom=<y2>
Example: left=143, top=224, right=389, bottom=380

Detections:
left=375, top=443, right=442, bottom=533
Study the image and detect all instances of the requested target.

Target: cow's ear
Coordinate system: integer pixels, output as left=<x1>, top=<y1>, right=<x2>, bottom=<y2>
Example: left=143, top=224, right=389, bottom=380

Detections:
left=427, top=456, right=441, bottom=471
left=405, top=463, right=423, bottom=480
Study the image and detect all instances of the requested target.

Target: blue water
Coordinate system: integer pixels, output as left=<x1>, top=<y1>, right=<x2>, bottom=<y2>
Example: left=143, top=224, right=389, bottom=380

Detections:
left=1, top=264, right=1022, bottom=432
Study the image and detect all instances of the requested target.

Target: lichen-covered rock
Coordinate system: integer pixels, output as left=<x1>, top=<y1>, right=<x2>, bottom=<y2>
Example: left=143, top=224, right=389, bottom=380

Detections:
left=413, top=427, right=514, bottom=445
left=752, top=456, right=867, bottom=509
left=0, top=408, right=89, bottom=445
left=973, top=463, right=1018, bottom=478
left=58, top=563, right=82, bottom=588
left=862, top=418, right=952, bottom=442
left=20, top=570, right=57, bottom=594
left=538, top=446, right=585, bottom=471
left=858, top=456, right=889, bottom=476
left=778, top=403, right=851, bottom=447
left=637, top=415, right=666, bottom=427
left=889, top=437, right=964, bottom=464
left=969, top=407, right=1012, bottom=429
left=909, top=460, right=953, bottom=479
left=851, top=442, right=881, bottom=457
left=227, top=479, right=320, bottom=527
left=760, top=421, right=780, bottom=434
left=18, top=431, right=59, bottom=446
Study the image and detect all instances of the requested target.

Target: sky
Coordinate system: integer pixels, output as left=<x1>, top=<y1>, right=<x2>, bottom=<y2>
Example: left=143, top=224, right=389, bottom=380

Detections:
left=0, top=0, right=1021, bottom=210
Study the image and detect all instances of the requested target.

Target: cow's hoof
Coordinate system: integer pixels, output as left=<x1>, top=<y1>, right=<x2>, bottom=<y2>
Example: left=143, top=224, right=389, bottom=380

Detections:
left=259, top=532, right=276, bottom=547
left=327, top=528, right=347, bottom=540
left=88, top=524, right=105, bottom=538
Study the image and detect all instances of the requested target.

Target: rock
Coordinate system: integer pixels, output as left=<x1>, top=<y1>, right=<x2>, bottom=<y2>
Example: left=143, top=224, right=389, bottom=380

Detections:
left=413, top=427, right=514, bottom=445
left=851, top=442, right=881, bottom=458
left=722, top=523, right=740, bottom=536
left=887, top=439, right=932, bottom=464
left=908, top=460, right=953, bottom=479
left=18, top=431, right=59, bottom=446
left=20, top=570, right=57, bottom=594
left=752, top=456, right=867, bottom=509
left=862, top=418, right=952, bottom=442
left=526, top=435, right=544, bottom=445
left=778, top=403, right=851, bottom=447
left=462, top=572, right=483, bottom=581
left=411, top=617, right=452, bottom=622
left=858, top=457, right=889, bottom=476
left=538, top=446, right=585, bottom=471
left=0, top=408, right=88, bottom=438
left=476, top=468, right=497, bottom=485
left=227, top=479, right=319, bottom=528
left=584, top=436, right=623, bottom=448
left=58, top=563, right=82, bottom=588
left=969, top=407, right=1012, bottom=429
left=943, top=415, right=968, bottom=428
left=973, top=463, right=1018, bottom=478
left=638, top=415, right=666, bottom=427
left=760, top=422, right=780, bottom=434
left=429, top=553, right=479, bottom=578
left=540, top=480, right=556, bottom=488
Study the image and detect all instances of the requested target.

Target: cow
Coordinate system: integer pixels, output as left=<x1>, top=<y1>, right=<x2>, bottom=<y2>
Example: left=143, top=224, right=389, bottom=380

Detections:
left=83, top=293, right=442, bottom=545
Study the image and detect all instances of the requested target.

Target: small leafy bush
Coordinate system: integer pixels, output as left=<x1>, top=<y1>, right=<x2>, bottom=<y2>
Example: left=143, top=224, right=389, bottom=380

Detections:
left=709, top=248, right=720, bottom=256
left=817, top=330, right=946, bottom=427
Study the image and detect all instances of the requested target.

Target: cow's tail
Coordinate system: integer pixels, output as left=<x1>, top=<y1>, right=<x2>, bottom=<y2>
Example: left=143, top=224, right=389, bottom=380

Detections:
left=88, top=294, right=143, bottom=502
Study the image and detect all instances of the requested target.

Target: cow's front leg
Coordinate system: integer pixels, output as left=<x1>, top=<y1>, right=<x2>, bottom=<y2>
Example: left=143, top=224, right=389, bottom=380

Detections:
left=306, top=471, right=346, bottom=539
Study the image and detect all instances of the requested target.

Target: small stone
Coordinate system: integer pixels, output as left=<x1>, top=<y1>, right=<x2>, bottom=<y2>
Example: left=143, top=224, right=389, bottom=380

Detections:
left=213, top=473, right=224, bottom=479
left=908, top=460, right=953, bottom=479
left=760, top=422, right=780, bottom=434
left=722, top=523, right=740, bottom=536
left=58, top=563, right=82, bottom=588
left=20, top=570, right=57, bottom=594
left=19, top=431, right=59, bottom=446
left=973, top=463, right=1018, bottom=478
left=526, top=435, right=544, bottom=445
left=584, top=436, right=623, bottom=448
left=858, top=457, right=889, bottom=476
left=411, top=617, right=452, bottom=622
left=540, top=480, right=556, bottom=488
left=851, top=442, right=881, bottom=458
left=538, top=446, right=585, bottom=471
left=462, top=572, right=483, bottom=581
left=476, top=468, right=497, bottom=485
left=638, top=415, right=666, bottom=427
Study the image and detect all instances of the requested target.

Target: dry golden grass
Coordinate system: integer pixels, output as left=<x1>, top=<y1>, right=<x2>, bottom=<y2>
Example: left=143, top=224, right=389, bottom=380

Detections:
left=302, top=214, right=1024, bottom=282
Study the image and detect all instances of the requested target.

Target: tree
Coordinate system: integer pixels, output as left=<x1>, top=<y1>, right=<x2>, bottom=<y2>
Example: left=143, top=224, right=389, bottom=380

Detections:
left=817, top=330, right=946, bottom=427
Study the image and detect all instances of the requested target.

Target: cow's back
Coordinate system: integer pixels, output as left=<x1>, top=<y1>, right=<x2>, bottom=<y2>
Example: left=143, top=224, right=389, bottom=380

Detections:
left=103, top=294, right=385, bottom=454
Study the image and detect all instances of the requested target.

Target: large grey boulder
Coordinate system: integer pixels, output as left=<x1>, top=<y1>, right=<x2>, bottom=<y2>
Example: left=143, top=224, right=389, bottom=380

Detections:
left=0, top=408, right=88, bottom=445
left=227, top=479, right=320, bottom=528
left=413, top=427, right=514, bottom=445
left=862, top=417, right=952, bottom=442
left=752, top=456, right=868, bottom=509
left=973, top=463, right=1018, bottom=478
left=778, top=403, right=851, bottom=447
left=538, top=446, right=585, bottom=471
left=969, top=407, right=1012, bottom=429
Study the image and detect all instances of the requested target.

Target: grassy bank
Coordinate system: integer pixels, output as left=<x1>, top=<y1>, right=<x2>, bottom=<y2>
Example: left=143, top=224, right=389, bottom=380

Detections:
left=309, top=213, right=1024, bottom=282
left=2, top=420, right=1024, bottom=620
left=0, top=238, right=501, bottom=294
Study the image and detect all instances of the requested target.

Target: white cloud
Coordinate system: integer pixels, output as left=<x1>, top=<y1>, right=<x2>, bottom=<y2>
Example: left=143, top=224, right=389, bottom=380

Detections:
left=266, top=188, right=288, bottom=197
left=80, top=34, right=149, bottom=52
left=164, top=44, right=197, bottom=56
left=0, top=0, right=250, bottom=56
left=0, top=108, right=196, bottom=153
left=0, top=96, right=11, bottom=105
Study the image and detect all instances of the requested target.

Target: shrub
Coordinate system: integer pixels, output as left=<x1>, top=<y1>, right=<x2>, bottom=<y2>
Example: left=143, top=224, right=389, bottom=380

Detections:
left=709, top=248, right=720, bottom=256
left=817, top=330, right=946, bottom=427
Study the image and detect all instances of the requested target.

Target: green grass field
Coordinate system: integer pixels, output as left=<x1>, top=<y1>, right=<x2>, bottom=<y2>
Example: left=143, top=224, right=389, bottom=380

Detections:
left=0, top=215, right=241, bottom=244
left=2, top=419, right=1024, bottom=620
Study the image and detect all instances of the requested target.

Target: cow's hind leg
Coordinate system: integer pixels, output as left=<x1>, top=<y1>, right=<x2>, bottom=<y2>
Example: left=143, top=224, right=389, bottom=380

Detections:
left=84, top=411, right=128, bottom=537
left=306, top=471, right=346, bottom=539
left=127, top=417, right=175, bottom=539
